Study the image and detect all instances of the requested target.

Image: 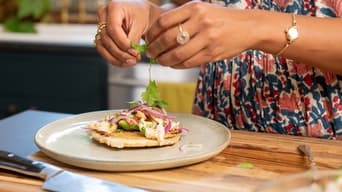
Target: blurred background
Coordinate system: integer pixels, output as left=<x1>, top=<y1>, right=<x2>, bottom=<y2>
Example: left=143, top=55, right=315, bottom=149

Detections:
left=0, top=0, right=199, bottom=119
left=0, top=0, right=168, bottom=24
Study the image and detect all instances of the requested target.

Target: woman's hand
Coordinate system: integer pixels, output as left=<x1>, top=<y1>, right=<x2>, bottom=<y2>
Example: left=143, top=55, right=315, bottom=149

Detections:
left=95, top=0, right=155, bottom=67
left=146, top=1, right=254, bottom=69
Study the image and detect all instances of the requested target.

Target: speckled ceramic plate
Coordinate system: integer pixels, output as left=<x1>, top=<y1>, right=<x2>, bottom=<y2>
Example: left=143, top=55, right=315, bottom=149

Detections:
left=35, top=110, right=231, bottom=171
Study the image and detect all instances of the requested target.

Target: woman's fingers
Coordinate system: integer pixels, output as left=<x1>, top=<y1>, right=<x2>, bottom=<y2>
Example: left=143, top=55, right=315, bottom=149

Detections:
left=106, top=4, right=133, bottom=53
left=171, top=49, right=212, bottom=69
left=155, top=31, right=206, bottom=67
left=146, top=1, right=234, bottom=69
left=147, top=25, right=178, bottom=58
left=96, top=38, right=137, bottom=67
left=147, top=1, right=219, bottom=67
left=146, top=3, right=191, bottom=44
left=147, top=20, right=195, bottom=58
left=95, top=41, right=120, bottom=66
left=100, top=28, right=137, bottom=64
left=95, top=3, right=138, bottom=66
left=127, top=20, right=147, bottom=58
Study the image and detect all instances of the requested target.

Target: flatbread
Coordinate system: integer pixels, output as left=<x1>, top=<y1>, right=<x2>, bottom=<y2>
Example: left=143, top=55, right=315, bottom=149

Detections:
left=90, top=130, right=181, bottom=148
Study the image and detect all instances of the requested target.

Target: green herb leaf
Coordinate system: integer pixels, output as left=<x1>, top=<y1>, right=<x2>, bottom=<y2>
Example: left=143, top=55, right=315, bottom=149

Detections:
left=130, top=41, right=167, bottom=108
left=149, top=58, right=157, bottom=64
left=127, top=101, right=139, bottom=109
left=238, top=163, right=254, bottom=169
left=141, top=80, right=168, bottom=108
left=155, top=100, right=168, bottom=108
left=141, top=80, right=159, bottom=106
left=130, top=41, right=148, bottom=54
left=130, top=41, right=157, bottom=63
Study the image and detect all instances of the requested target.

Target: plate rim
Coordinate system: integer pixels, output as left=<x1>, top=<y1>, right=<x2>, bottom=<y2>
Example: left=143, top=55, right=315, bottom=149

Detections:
left=34, top=110, right=231, bottom=171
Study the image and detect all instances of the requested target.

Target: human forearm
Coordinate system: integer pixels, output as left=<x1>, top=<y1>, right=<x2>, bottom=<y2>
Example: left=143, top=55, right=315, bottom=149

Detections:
left=248, top=10, right=342, bottom=73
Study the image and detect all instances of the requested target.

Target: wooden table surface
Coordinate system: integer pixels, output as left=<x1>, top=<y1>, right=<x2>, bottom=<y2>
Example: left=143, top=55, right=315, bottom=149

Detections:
left=1, top=130, right=342, bottom=192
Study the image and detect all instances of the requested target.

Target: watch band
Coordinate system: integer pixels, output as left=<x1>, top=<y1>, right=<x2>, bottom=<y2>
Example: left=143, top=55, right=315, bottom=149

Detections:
left=276, top=14, right=299, bottom=56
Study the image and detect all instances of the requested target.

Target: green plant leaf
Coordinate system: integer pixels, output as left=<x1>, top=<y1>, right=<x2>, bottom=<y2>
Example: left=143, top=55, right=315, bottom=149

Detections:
left=131, top=41, right=167, bottom=108
left=5, top=0, right=50, bottom=33
left=130, top=41, right=148, bottom=54
left=17, top=0, right=50, bottom=19
left=149, top=58, right=157, bottom=64
left=130, top=41, right=157, bottom=63
left=141, top=80, right=159, bottom=106
left=154, top=100, right=168, bottom=109
left=17, top=0, right=32, bottom=19
left=141, top=80, right=168, bottom=108
left=238, top=163, right=254, bottom=169
left=32, top=0, right=50, bottom=19
left=4, top=16, right=36, bottom=33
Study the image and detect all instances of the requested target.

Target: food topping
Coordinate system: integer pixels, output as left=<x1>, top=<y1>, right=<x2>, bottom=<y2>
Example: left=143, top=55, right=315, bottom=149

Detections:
left=89, top=103, right=182, bottom=142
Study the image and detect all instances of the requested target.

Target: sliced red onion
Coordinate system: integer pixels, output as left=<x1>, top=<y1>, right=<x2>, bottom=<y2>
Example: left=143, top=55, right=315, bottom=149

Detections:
left=128, top=103, right=147, bottom=113
left=180, top=127, right=189, bottom=133
left=142, top=107, right=176, bottom=120
left=164, top=119, right=171, bottom=133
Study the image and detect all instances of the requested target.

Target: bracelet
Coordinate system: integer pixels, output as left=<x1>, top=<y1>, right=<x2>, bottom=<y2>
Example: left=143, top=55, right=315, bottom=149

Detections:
left=276, top=14, right=299, bottom=56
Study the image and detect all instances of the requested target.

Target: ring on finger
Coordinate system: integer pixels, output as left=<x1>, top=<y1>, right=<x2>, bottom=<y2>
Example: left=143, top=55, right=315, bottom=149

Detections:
left=97, top=22, right=107, bottom=33
left=93, top=32, right=102, bottom=46
left=94, top=22, right=107, bottom=45
left=94, top=33, right=102, bottom=44
left=98, top=21, right=107, bottom=27
left=176, top=24, right=190, bottom=45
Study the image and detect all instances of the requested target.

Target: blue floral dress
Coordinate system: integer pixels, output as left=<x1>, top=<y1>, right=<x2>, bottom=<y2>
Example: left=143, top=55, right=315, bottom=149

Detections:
left=193, top=0, right=342, bottom=139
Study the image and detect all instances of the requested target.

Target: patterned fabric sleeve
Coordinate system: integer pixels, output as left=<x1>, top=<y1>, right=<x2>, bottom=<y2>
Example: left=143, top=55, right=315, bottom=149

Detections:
left=193, top=0, right=342, bottom=140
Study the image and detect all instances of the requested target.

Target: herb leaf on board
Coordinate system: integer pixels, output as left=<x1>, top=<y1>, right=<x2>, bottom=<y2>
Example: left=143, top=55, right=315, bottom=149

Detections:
left=238, top=163, right=254, bottom=169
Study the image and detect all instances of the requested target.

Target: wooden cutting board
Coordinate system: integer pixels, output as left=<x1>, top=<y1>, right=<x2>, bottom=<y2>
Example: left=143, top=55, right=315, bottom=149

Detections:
left=1, top=130, right=342, bottom=192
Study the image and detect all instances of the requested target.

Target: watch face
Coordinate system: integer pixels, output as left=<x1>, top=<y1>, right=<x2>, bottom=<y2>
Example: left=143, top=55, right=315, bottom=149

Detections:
left=287, top=26, right=299, bottom=42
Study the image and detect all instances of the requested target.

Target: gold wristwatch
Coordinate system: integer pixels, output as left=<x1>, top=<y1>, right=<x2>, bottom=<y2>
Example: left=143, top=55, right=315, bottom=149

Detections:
left=276, top=14, right=299, bottom=56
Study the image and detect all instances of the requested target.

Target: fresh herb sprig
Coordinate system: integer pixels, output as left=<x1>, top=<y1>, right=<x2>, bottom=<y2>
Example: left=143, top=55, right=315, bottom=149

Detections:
left=130, top=41, right=148, bottom=54
left=130, top=41, right=157, bottom=64
left=141, top=80, right=168, bottom=108
left=130, top=41, right=168, bottom=108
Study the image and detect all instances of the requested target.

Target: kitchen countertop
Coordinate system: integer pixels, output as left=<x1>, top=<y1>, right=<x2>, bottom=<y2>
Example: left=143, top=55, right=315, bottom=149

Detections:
left=0, top=24, right=97, bottom=47
left=0, top=23, right=153, bottom=61
left=0, top=110, right=70, bottom=156
left=1, top=110, right=342, bottom=192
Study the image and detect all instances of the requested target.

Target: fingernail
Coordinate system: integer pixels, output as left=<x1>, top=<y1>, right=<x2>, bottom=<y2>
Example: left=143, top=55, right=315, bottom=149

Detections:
left=126, top=59, right=136, bottom=66
left=145, top=51, right=151, bottom=58
left=128, top=49, right=138, bottom=57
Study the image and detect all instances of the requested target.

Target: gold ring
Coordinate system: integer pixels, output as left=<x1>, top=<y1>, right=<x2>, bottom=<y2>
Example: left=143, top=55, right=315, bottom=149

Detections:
left=94, top=32, right=102, bottom=45
left=97, top=23, right=107, bottom=33
left=93, top=32, right=102, bottom=46
left=98, top=21, right=107, bottom=27
left=176, top=24, right=190, bottom=45
left=94, top=22, right=107, bottom=46
left=96, top=33, right=101, bottom=41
